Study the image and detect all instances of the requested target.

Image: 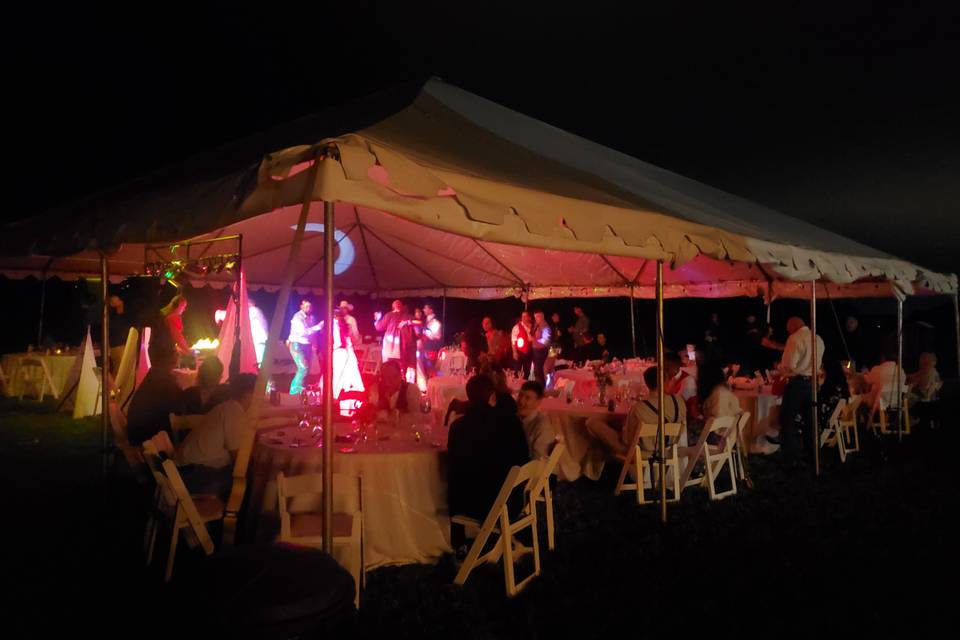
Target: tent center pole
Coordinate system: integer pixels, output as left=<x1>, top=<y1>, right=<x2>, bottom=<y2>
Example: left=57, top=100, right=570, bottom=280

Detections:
left=630, top=285, right=638, bottom=358
left=896, top=296, right=904, bottom=441
left=810, top=281, right=819, bottom=477
left=322, top=200, right=335, bottom=555
left=100, top=255, right=111, bottom=480
left=953, top=293, right=959, bottom=384
left=656, top=261, right=667, bottom=524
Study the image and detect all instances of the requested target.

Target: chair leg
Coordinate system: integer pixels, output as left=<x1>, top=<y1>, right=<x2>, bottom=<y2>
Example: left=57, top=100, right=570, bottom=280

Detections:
left=501, top=513, right=516, bottom=596
left=544, top=485, right=555, bottom=551
left=165, top=523, right=180, bottom=583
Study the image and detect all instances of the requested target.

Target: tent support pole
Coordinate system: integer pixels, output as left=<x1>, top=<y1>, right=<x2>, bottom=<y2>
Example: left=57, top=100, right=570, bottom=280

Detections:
left=630, top=285, right=637, bottom=358
left=954, top=292, right=960, bottom=381
left=322, top=199, right=335, bottom=555
left=442, top=289, right=447, bottom=338
left=100, top=254, right=111, bottom=480
left=225, top=148, right=322, bottom=546
left=38, top=258, right=53, bottom=346
left=810, top=281, right=819, bottom=477
left=896, top=296, right=904, bottom=441
left=656, top=261, right=667, bottom=524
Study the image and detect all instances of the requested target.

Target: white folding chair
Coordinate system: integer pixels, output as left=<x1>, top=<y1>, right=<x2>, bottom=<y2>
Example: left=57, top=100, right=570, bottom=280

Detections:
left=453, top=460, right=543, bottom=597
left=527, top=443, right=565, bottom=550
left=142, top=443, right=222, bottom=582
left=108, top=400, right=146, bottom=475
left=684, top=416, right=739, bottom=501
left=868, top=380, right=911, bottom=435
left=838, top=395, right=862, bottom=453
left=277, top=472, right=364, bottom=607
left=16, top=356, right=59, bottom=401
left=615, top=421, right=684, bottom=505
left=820, top=399, right=848, bottom=462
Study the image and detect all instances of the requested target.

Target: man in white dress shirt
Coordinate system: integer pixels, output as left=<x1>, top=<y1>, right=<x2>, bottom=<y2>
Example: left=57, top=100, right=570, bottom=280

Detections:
left=287, top=299, right=322, bottom=395
left=776, top=316, right=825, bottom=465
left=374, top=299, right=409, bottom=363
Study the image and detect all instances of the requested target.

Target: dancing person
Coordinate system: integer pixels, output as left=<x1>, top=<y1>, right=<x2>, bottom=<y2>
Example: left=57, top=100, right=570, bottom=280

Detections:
left=287, top=298, right=322, bottom=395
left=531, top=310, right=552, bottom=384
left=374, top=299, right=408, bottom=364
left=326, top=304, right=365, bottom=406
left=398, top=304, right=421, bottom=383
left=516, top=380, right=556, bottom=459
left=482, top=316, right=510, bottom=369
left=447, top=374, right=530, bottom=561
left=339, top=300, right=362, bottom=347
left=175, top=373, right=257, bottom=499
left=775, top=316, right=825, bottom=466
left=511, top=311, right=534, bottom=379
left=420, top=304, right=443, bottom=379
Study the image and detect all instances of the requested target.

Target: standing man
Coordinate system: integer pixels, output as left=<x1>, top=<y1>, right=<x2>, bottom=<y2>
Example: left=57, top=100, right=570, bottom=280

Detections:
left=531, top=310, right=552, bottom=384
left=287, top=298, right=322, bottom=395
left=482, top=316, right=510, bottom=368
left=421, top=304, right=443, bottom=379
left=374, top=299, right=408, bottom=364
left=569, top=305, right=590, bottom=348
left=775, top=316, right=825, bottom=467
left=339, top=300, right=361, bottom=346
left=511, top=311, right=534, bottom=380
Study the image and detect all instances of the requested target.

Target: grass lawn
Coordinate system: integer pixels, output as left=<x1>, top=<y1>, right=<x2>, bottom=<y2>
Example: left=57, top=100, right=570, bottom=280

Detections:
left=2, top=397, right=957, bottom=638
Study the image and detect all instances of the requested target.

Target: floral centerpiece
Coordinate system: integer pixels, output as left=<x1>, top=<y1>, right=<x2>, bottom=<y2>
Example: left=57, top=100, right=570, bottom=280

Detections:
left=591, top=362, right=614, bottom=405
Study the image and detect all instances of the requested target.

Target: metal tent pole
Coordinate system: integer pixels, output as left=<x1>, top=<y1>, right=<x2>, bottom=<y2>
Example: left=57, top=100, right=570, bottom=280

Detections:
left=810, top=281, right=820, bottom=477
left=954, top=292, right=960, bottom=380
left=896, top=296, right=904, bottom=441
left=630, top=285, right=638, bottom=358
left=322, top=199, right=335, bottom=555
left=100, top=255, right=111, bottom=479
left=656, top=261, right=667, bottom=523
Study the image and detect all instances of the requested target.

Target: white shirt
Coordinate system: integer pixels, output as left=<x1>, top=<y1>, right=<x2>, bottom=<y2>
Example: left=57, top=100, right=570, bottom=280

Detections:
left=532, top=322, right=552, bottom=349
left=779, top=326, right=825, bottom=377
left=671, top=370, right=698, bottom=401
left=423, top=315, right=442, bottom=342
left=865, top=361, right=905, bottom=407
left=343, top=314, right=361, bottom=346
left=521, top=411, right=556, bottom=459
left=176, top=399, right=248, bottom=469
left=289, top=310, right=319, bottom=345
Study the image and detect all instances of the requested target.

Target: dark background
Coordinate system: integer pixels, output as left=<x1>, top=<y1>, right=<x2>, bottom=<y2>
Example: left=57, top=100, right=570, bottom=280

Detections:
left=2, top=1, right=958, bottom=370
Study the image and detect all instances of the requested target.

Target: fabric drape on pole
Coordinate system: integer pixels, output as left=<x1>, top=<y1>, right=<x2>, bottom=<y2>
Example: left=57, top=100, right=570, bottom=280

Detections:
left=215, top=269, right=258, bottom=379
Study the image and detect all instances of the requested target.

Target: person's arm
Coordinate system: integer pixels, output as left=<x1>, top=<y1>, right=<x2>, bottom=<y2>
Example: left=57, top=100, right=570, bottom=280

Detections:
left=374, top=312, right=389, bottom=332
left=530, top=416, right=557, bottom=459
left=537, top=326, right=552, bottom=347
left=779, top=334, right=799, bottom=376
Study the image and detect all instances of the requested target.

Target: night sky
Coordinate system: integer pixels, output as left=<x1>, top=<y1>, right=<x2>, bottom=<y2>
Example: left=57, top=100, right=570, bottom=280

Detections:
left=5, top=1, right=959, bottom=275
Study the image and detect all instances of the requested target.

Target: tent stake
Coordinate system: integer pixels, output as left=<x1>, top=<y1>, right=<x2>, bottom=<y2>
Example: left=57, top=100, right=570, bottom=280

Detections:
left=322, top=199, right=335, bottom=555
left=656, top=261, right=667, bottom=524
left=810, top=281, right=819, bottom=477
left=896, top=296, right=904, bottom=441
left=630, top=285, right=637, bottom=358
left=100, top=255, right=111, bottom=480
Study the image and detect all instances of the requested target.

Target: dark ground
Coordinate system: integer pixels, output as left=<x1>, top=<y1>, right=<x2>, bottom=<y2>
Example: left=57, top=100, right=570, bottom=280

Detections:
left=1, top=397, right=957, bottom=638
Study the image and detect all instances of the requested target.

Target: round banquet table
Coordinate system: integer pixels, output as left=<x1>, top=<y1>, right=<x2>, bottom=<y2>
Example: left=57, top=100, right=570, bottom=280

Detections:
left=538, top=397, right=628, bottom=482
left=248, top=419, right=452, bottom=570
left=436, top=348, right=468, bottom=376
left=734, top=388, right=781, bottom=454
left=1, top=352, right=77, bottom=398
left=554, top=367, right=651, bottom=402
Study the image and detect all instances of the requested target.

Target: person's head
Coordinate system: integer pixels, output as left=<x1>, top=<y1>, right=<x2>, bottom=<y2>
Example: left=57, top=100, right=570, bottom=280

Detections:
left=109, top=294, right=124, bottom=313
left=482, top=316, right=494, bottom=332
left=520, top=310, right=532, bottom=325
left=379, top=360, right=402, bottom=393
left=414, top=307, right=423, bottom=320
left=845, top=316, right=859, bottom=333
left=786, top=316, right=805, bottom=335
left=338, top=300, right=354, bottom=314
left=197, top=357, right=224, bottom=389
left=697, top=359, right=728, bottom=403
left=466, top=374, right=497, bottom=408
left=229, top=373, right=259, bottom=410
left=919, top=352, right=938, bottom=371
left=148, top=339, right=178, bottom=371
left=299, top=298, right=313, bottom=315
left=644, top=366, right=660, bottom=391
left=162, top=294, right=186, bottom=316
left=391, top=299, right=403, bottom=313
left=597, top=332, right=607, bottom=346
left=573, top=306, right=584, bottom=318
left=533, top=310, right=545, bottom=324
left=551, top=312, right=560, bottom=324
left=517, top=381, right=544, bottom=418
left=423, top=304, right=435, bottom=317
left=664, top=352, right=682, bottom=378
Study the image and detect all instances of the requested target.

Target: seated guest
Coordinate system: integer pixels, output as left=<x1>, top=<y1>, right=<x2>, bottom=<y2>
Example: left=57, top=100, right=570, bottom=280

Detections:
left=575, top=332, right=604, bottom=364
left=819, top=357, right=851, bottom=429
left=516, top=381, right=556, bottom=459
left=447, top=375, right=530, bottom=560
left=175, top=374, right=257, bottom=498
left=127, top=339, right=185, bottom=446
left=664, top=352, right=697, bottom=406
left=480, top=360, right=519, bottom=417
left=686, top=360, right=738, bottom=447
left=624, top=366, right=687, bottom=452
left=367, top=360, right=421, bottom=417
left=907, top=352, right=941, bottom=403
left=863, top=349, right=905, bottom=409
left=181, top=356, right=230, bottom=414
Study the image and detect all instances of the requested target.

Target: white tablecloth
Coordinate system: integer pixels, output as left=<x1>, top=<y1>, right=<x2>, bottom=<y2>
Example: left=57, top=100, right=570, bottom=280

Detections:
left=248, top=420, right=451, bottom=570
left=554, top=367, right=651, bottom=402
left=539, top=397, right=629, bottom=482
left=734, top=389, right=781, bottom=454
left=436, top=348, right=468, bottom=376
left=2, top=352, right=77, bottom=398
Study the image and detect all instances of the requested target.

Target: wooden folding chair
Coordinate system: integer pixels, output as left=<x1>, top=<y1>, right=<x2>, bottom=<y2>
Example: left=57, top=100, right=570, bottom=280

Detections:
left=819, top=399, right=848, bottom=462
left=453, top=460, right=543, bottom=597
left=277, top=472, right=364, bottom=607
left=527, top=443, right=565, bottom=550
left=16, top=356, right=59, bottom=401
left=108, top=400, right=146, bottom=476
left=868, top=381, right=910, bottom=435
left=142, top=443, right=222, bottom=582
left=730, top=412, right=752, bottom=482
left=703, top=416, right=739, bottom=500
left=614, top=421, right=684, bottom=505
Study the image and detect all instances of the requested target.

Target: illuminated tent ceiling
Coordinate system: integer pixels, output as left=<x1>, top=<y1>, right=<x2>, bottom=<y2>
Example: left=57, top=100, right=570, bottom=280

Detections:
left=1, top=78, right=955, bottom=301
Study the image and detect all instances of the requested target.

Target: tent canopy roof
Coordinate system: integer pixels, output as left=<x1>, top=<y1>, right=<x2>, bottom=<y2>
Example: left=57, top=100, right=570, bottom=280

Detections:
left=1, top=78, right=954, bottom=298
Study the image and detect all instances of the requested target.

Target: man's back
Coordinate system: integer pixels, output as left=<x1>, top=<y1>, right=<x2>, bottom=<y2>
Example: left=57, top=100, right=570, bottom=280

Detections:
left=448, top=404, right=529, bottom=519
left=127, top=368, right=185, bottom=445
